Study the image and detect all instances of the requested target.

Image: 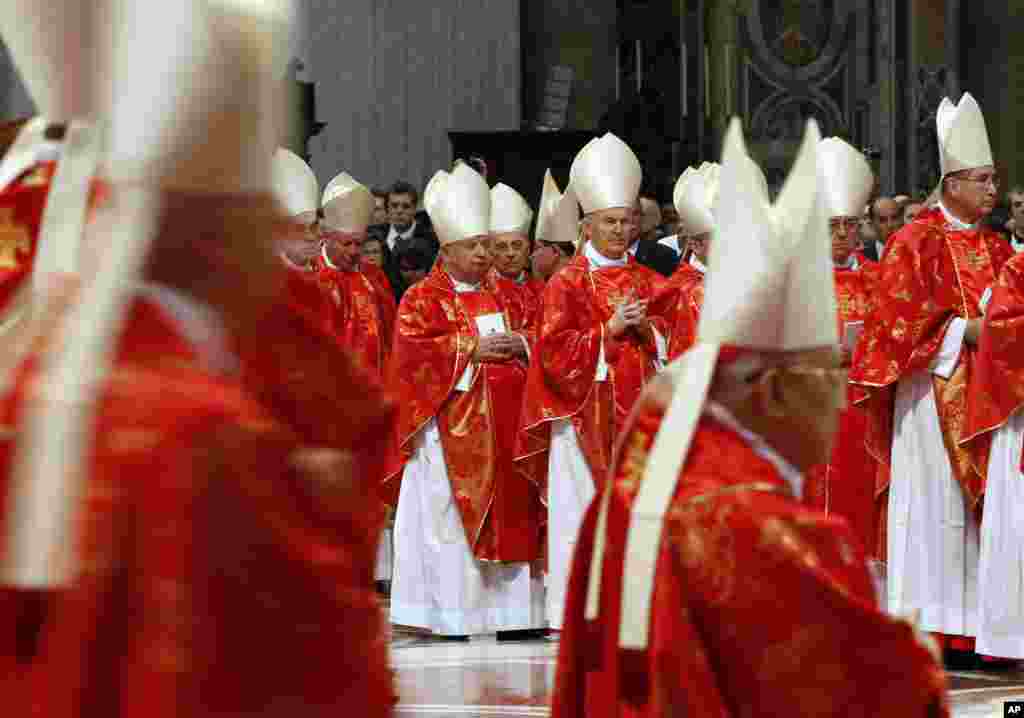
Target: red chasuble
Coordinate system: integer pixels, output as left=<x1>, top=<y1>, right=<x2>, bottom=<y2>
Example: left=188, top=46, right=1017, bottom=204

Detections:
left=517, top=254, right=671, bottom=484
left=967, top=252, right=1024, bottom=451
left=0, top=162, right=56, bottom=321
left=316, top=257, right=397, bottom=380
left=383, top=265, right=541, bottom=562
left=0, top=296, right=395, bottom=718
left=483, top=268, right=540, bottom=353
left=281, top=259, right=331, bottom=333
left=661, top=261, right=703, bottom=360
left=803, top=263, right=878, bottom=552
left=849, top=207, right=1012, bottom=518
left=552, top=403, right=950, bottom=718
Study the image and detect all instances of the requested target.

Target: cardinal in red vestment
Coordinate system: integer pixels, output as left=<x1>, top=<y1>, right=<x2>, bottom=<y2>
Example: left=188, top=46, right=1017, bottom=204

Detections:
left=849, top=93, right=1012, bottom=656
left=0, top=3, right=395, bottom=715
left=271, top=147, right=331, bottom=330
left=385, top=164, right=544, bottom=637
left=517, top=134, right=671, bottom=629
left=801, top=138, right=878, bottom=555
left=553, top=117, right=948, bottom=718
left=961, top=252, right=1024, bottom=660
left=316, top=172, right=397, bottom=380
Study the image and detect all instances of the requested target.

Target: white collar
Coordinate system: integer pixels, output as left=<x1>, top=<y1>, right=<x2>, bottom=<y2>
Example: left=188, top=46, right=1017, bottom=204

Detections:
left=704, top=400, right=804, bottom=499
left=1012, top=235, right=1024, bottom=252
left=515, top=271, right=528, bottom=284
left=445, top=270, right=480, bottom=293
left=387, top=221, right=417, bottom=242
left=689, top=255, right=707, bottom=274
left=627, top=243, right=638, bottom=257
left=938, top=200, right=977, bottom=230
left=137, top=283, right=238, bottom=376
left=321, top=244, right=345, bottom=271
left=584, top=240, right=629, bottom=268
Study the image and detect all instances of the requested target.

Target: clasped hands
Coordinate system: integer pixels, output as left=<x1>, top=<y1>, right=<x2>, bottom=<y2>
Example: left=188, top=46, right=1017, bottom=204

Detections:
left=607, top=291, right=650, bottom=339
left=474, top=332, right=526, bottom=362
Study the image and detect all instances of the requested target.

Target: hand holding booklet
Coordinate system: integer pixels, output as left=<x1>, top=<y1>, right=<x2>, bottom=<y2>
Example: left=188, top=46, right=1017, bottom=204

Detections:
left=475, top=312, right=507, bottom=336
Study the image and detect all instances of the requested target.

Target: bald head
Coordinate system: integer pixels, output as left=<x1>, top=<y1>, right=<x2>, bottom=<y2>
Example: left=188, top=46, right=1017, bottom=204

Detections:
left=872, top=197, right=902, bottom=242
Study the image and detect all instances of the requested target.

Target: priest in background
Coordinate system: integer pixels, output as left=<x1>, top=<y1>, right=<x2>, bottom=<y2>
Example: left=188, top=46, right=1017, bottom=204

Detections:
left=802, top=137, right=879, bottom=557
left=850, top=92, right=1013, bottom=661
left=0, top=0, right=395, bottom=714
left=385, top=164, right=545, bottom=638
left=271, top=147, right=329, bottom=327
left=530, top=170, right=578, bottom=284
left=317, top=172, right=397, bottom=381
left=485, top=182, right=542, bottom=346
left=552, top=117, right=948, bottom=718
left=518, top=133, right=671, bottom=630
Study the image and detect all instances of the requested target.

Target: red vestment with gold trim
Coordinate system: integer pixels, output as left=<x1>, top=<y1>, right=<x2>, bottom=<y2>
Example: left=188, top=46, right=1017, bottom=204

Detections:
left=383, top=265, right=541, bottom=562
left=0, top=163, right=55, bottom=321
left=315, top=258, right=396, bottom=380
left=849, top=207, right=1012, bottom=535
left=661, top=261, right=702, bottom=360
left=551, top=404, right=950, bottom=718
left=804, top=263, right=877, bottom=552
left=0, top=295, right=395, bottom=717
left=517, top=254, right=671, bottom=483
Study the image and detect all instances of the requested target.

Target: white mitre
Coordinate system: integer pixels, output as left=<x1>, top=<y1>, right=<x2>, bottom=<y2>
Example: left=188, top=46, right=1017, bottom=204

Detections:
left=2, top=0, right=293, bottom=589
left=490, top=183, right=533, bottom=235
left=936, top=92, right=993, bottom=177
left=582, top=117, right=835, bottom=654
left=321, top=171, right=373, bottom=233
left=673, top=162, right=721, bottom=236
left=424, top=163, right=490, bottom=246
left=569, top=133, right=642, bottom=214
left=272, top=148, right=319, bottom=223
left=0, top=0, right=106, bottom=122
left=817, top=137, right=874, bottom=219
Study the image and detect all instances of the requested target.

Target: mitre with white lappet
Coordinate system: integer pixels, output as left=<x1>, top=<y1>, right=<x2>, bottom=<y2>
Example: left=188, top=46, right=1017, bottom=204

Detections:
left=673, top=162, right=720, bottom=238
left=582, top=117, right=836, bottom=653
left=321, top=171, right=374, bottom=235
left=423, top=163, right=491, bottom=246
left=272, top=147, right=320, bottom=224
left=936, top=92, right=993, bottom=177
left=817, top=137, right=874, bottom=219
left=535, top=169, right=580, bottom=248
left=569, top=133, right=642, bottom=214
left=490, top=183, right=534, bottom=235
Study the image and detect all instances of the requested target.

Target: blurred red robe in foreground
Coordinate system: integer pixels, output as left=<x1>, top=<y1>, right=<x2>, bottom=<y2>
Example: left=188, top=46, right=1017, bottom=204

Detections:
left=552, top=399, right=950, bottom=718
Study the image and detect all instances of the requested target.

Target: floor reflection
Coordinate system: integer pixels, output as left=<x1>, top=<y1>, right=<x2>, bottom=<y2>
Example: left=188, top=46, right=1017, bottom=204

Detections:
left=390, top=633, right=1024, bottom=718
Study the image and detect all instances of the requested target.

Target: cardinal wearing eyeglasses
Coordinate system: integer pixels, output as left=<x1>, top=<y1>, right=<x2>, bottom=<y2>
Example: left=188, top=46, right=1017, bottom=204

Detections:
left=849, top=93, right=1013, bottom=662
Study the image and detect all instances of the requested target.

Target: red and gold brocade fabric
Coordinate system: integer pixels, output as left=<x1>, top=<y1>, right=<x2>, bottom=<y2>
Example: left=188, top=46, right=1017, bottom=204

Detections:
left=315, top=258, right=397, bottom=380
left=967, top=252, right=1024, bottom=450
left=849, top=207, right=1012, bottom=506
left=517, top=255, right=672, bottom=483
left=384, top=265, right=541, bottom=562
left=0, top=296, right=395, bottom=718
left=552, top=401, right=949, bottom=718
left=804, top=264, right=878, bottom=551
left=660, top=261, right=703, bottom=360
left=0, top=162, right=56, bottom=321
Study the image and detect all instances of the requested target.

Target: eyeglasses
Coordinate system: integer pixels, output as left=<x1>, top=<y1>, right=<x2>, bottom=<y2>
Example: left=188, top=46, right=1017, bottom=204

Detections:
left=829, top=218, right=859, bottom=231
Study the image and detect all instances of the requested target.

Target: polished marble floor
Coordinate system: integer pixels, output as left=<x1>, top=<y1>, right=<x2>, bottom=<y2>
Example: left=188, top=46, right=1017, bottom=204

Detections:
left=390, top=630, right=1024, bottom=718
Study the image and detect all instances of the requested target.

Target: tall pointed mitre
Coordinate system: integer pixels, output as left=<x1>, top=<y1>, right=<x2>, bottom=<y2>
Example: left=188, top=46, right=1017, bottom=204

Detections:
left=817, top=137, right=874, bottom=218
left=321, top=171, right=374, bottom=234
left=272, top=147, right=319, bottom=223
left=673, top=162, right=721, bottom=236
left=534, top=169, right=579, bottom=245
left=423, top=163, right=490, bottom=246
left=0, top=0, right=106, bottom=122
left=581, top=117, right=835, bottom=652
left=490, top=183, right=533, bottom=235
left=568, top=133, right=642, bottom=214
left=936, top=92, right=993, bottom=177
left=2, top=0, right=292, bottom=589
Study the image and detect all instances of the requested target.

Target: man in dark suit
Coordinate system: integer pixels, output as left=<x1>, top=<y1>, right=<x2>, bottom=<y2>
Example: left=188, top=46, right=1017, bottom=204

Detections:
left=629, top=196, right=680, bottom=277
left=862, top=196, right=901, bottom=262
left=367, top=180, right=439, bottom=300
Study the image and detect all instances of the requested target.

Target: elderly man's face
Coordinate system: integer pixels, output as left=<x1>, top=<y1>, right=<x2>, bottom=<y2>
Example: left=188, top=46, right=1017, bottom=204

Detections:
left=829, top=216, right=859, bottom=264
left=372, top=197, right=389, bottom=225
left=945, top=166, right=998, bottom=222
left=903, top=202, right=924, bottom=224
left=323, top=230, right=362, bottom=271
left=872, top=198, right=902, bottom=242
left=442, top=236, right=492, bottom=283
left=491, top=232, right=530, bottom=278
left=585, top=207, right=636, bottom=260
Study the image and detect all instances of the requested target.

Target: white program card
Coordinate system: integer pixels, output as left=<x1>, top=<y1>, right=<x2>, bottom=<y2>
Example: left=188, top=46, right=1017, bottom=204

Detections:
left=843, top=320, right=865, bottom=353
left=475, top=312, right=507, bottom=336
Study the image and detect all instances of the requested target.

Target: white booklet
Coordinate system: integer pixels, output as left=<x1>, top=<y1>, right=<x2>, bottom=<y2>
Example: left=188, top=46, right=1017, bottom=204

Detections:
left=843, top=320, right=865, bottom=353
left=475, top=312, right=507, bottom=336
